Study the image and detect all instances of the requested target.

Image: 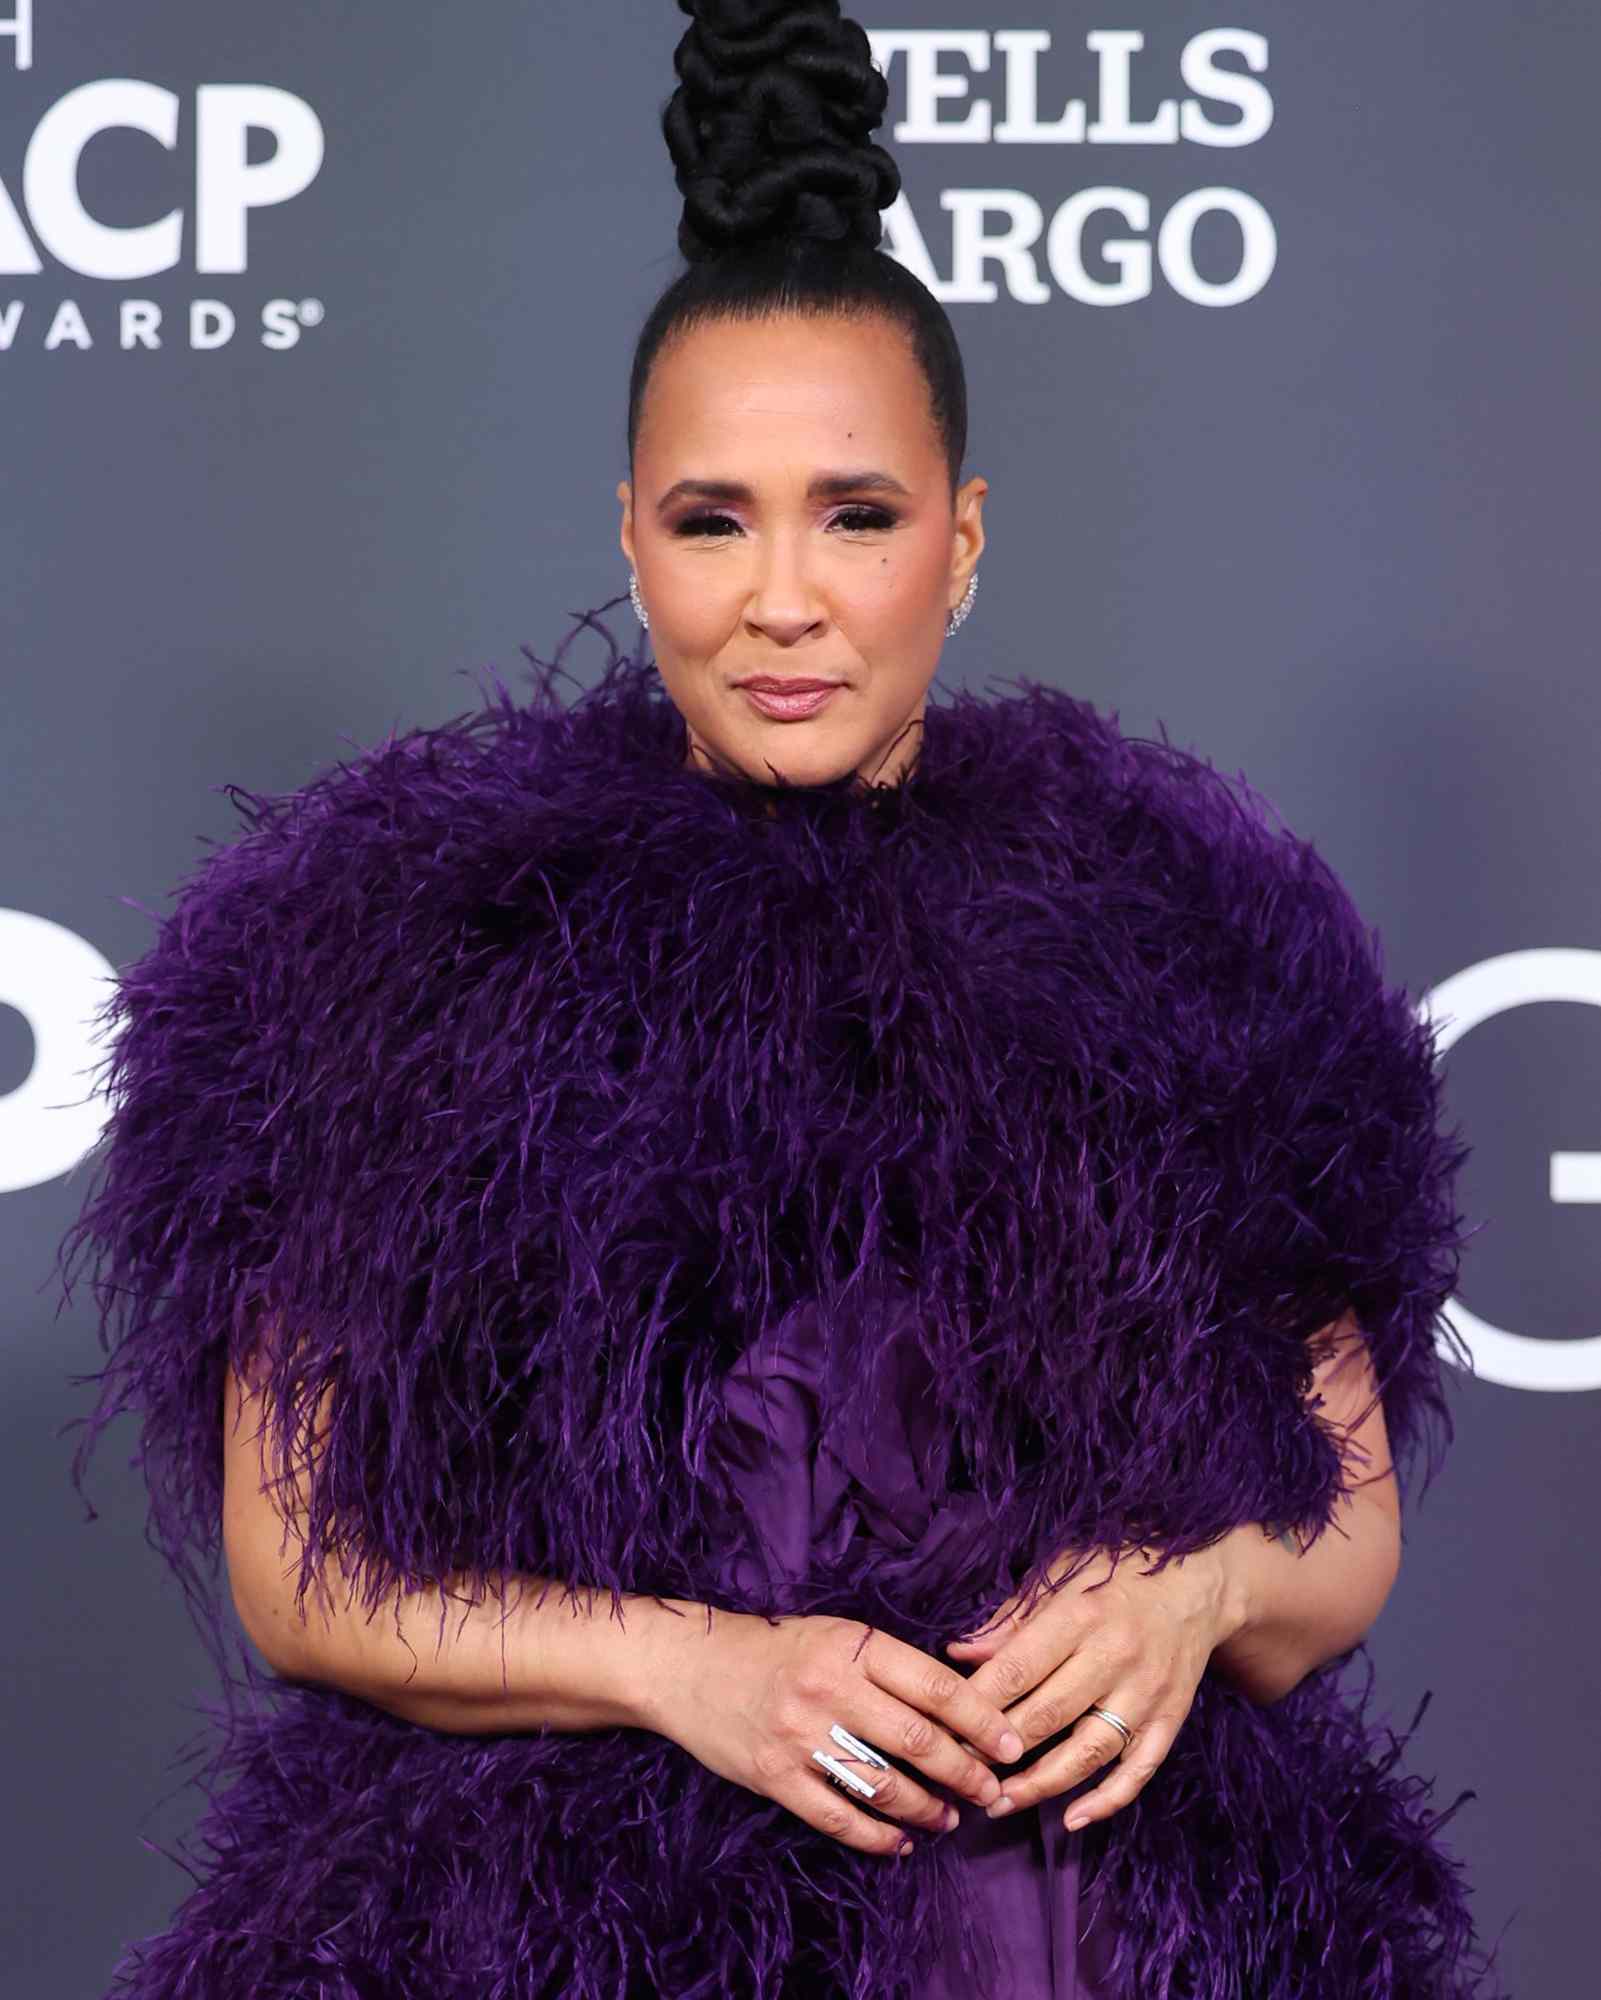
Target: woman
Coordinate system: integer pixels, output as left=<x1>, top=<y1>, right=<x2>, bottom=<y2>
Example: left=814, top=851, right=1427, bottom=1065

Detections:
left=58, top=2, right=1504, bottom=1994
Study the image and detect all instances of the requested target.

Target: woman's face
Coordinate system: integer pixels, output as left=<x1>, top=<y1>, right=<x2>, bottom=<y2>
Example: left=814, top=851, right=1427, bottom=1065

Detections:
left=618, top=310, right=986, bottom=789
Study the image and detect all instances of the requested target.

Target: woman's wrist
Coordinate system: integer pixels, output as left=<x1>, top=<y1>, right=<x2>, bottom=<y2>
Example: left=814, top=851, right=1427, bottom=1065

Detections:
left=1118, top=1538, right=1252, bottom=1654
left=1204, top=1498, right=1400, bottom=1706
left=508, top=1584, right=725, bottom=1737
left=612, top=1596, right=748, bottom=1740
left=1207, top=1526, right=1263, bottom=1648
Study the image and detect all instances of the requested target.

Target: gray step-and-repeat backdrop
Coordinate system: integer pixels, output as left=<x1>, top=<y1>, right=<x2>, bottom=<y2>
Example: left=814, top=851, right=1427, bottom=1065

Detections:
left=5, top=4, right=1595, bottom=1992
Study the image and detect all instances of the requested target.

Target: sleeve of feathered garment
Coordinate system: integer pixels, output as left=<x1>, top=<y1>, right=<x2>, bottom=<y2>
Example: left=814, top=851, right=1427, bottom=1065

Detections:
left=54, top=707, right=576, bottom=1674
left=1053, top=737, right=1500, bottom=2000
left=1109, top=734, right=1477, bottom=1553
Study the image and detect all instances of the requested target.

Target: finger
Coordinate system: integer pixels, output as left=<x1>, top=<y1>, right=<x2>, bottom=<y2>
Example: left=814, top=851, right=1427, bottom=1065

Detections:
left=944, top=1631, right=1002, bottom=1659
left=942, top=1655, right=1009, bottom=1758
left=1057, top=1708, right=1181, bottom=1832
left=958, top=1623, right=1074, bottom=1722
left=811, top=1740, right=965, bottom=1837
left=981, top=1708, right=1132, bottom=1817
left=793, top=1769, right=928, bottom=1859
left=944, top=1599, right=1018, bottom=1656
left=871, top=1636, right=1030, bottom=1768
left=975, top=1633, right=1127, bottom=1757
left=852, top=1684, right=1007, bottom=1812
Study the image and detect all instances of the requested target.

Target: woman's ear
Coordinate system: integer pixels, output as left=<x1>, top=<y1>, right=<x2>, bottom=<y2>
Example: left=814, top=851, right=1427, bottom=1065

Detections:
left=617, top=480, right=635, bottom=568
left=952, top=473, right=988, bottom=593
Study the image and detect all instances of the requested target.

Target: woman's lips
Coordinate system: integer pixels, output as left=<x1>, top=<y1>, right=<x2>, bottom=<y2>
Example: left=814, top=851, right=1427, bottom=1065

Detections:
left=738, top=682, right=843, bottom=721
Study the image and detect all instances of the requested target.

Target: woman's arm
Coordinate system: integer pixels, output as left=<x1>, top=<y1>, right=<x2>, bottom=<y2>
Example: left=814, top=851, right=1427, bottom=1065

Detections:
left=222, top=1361, right=712, bottom=1736
left=1205, top=1310, right=1403, bottom=1706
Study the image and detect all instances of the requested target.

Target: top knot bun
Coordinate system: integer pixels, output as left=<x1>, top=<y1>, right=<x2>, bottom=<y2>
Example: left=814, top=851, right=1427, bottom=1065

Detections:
left=663, top=0, right=902, bottom=262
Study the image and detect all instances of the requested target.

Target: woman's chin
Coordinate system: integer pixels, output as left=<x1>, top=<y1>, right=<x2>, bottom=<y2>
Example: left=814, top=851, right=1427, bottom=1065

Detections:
left=700, top=724, right=869, bottom=792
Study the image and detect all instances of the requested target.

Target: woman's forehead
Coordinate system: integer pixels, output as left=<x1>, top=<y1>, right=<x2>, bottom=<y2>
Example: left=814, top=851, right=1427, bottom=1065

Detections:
left=638, top=315, right=934, bottom=463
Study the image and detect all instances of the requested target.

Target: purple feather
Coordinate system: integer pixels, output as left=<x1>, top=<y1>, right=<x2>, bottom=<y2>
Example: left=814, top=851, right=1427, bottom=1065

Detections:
left=55, top=596, right=1505, bottom=1995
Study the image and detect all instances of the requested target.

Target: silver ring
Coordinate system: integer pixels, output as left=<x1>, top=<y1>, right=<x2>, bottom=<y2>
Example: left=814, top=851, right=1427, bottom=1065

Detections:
left=812, top=1721, right=890, bottom=1799
left=1086, top=1704, right=1132, bottom=1751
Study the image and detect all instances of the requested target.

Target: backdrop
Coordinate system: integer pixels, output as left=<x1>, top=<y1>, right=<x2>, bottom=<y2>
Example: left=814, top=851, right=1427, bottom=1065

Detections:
left=5, top=4, right=1594, bottom=1992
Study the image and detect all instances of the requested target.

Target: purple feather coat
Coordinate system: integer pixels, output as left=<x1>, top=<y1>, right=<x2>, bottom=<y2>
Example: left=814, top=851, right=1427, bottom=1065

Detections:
left=58, top=600, right=1504, bottom=1997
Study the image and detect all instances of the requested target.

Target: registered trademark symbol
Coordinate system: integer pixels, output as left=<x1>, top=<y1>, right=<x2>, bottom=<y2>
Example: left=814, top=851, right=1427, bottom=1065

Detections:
left=299, top=298, right=324, bottom=326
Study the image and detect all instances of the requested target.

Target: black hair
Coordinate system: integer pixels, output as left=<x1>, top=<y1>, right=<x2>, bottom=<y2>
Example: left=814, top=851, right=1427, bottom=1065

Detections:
left=626, top=0, right=968, bottom=501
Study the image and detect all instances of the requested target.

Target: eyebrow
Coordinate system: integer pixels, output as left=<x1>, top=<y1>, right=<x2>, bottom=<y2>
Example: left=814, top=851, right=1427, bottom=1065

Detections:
left=653, top=469, right=913, bottom=515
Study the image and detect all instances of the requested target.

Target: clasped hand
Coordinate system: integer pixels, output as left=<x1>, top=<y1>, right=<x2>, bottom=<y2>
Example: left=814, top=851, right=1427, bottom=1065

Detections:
left=944, top=1540, right=1241, bottom=1834
left=656, top=1538, right=1244, bottom=1861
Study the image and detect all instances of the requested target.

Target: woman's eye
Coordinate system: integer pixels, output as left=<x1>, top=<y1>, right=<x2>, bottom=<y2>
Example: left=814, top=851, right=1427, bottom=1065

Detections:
left=674, top=512, right=739, bottom=538
left=671, top=506, right=899, bottom=539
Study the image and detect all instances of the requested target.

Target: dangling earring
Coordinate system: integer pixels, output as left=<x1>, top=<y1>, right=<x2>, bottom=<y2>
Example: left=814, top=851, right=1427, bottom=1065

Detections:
left=629, top=569, right=649, bottom=630
left=947, top=569, right=978, bottom=636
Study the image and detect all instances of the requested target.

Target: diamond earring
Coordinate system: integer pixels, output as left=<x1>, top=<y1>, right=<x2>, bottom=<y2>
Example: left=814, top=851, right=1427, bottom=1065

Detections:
left=629, top=569, right=649, bottom=630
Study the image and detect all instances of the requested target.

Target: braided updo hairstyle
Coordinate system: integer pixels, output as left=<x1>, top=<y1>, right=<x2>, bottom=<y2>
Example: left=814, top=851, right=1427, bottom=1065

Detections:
left=626, top=0, right=969, bottom=500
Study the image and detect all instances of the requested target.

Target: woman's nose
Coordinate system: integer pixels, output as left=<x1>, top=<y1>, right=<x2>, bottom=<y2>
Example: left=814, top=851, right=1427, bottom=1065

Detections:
left=746, top=541, right=825, bottom=642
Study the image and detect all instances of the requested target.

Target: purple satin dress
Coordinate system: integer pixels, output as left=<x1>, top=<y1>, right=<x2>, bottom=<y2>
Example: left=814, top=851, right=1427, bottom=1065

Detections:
left=713, top=1297, right=1125, bottom=1996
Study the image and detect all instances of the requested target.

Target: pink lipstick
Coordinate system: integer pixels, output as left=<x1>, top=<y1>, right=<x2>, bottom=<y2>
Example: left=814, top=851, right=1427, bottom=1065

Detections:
left=737, top=681, right=843, bottom=722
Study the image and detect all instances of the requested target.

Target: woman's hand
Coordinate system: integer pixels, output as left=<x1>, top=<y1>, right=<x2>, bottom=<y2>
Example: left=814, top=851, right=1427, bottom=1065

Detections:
left=650, top=1610, right=1026, bottom=1859
left=943, top=1541, right=1246, bottom=1834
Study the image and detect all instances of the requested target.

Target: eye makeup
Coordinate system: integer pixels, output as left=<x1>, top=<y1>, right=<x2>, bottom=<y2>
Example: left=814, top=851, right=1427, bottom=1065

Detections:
left=671, top=504, right=900, bottom=538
